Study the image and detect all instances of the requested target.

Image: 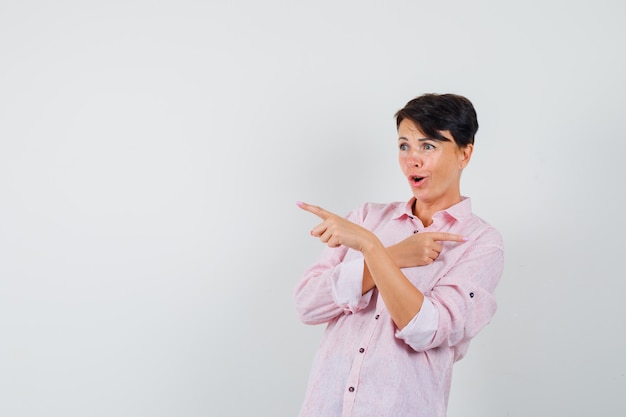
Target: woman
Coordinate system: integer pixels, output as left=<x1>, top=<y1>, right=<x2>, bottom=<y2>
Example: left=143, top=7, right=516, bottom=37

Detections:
left=294, top=93, right=504, bottom=417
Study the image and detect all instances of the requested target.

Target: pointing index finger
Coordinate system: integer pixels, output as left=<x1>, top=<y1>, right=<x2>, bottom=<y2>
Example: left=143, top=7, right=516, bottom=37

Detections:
left=296, top=201, right=332, bottom=220
left=427, top=232, right=469, bottom=242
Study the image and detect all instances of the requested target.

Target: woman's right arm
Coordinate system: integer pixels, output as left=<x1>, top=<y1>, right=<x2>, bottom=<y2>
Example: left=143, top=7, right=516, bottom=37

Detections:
left=294, top=244, right=375, bottom=325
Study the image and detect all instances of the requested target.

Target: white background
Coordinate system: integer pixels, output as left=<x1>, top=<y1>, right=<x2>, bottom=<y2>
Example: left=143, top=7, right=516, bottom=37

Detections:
left=1, top=0, right=625, bottom=416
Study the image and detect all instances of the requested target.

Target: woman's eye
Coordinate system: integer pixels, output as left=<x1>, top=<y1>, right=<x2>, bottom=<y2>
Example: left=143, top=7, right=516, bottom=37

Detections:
left=399, top=143, right=408, bottom=151
left=422, top=143, right=435, bottom=151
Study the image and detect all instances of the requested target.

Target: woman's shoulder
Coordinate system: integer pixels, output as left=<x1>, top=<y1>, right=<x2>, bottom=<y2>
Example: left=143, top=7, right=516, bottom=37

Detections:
left=361, top=199, right=405, bottom=209
left=465, top=212, right=504, bottom=249
left=347, top=200, right=407, bottom=222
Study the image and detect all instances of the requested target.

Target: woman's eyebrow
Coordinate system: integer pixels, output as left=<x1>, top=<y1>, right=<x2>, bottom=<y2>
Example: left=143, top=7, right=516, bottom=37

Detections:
left=398, top=136, right=429, bottom=141
left=419, top=136, right=450, bottom=142
left=398, top=136, right=451, bottom=142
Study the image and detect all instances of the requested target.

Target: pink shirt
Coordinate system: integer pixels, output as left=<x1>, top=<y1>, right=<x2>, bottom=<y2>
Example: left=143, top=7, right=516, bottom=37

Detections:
left=294, top=197, right=504, bottom=417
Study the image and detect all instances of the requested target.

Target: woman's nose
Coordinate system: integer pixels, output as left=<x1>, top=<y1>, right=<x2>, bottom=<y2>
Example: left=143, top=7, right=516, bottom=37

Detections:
left=408, top=152, right=422, bottom=167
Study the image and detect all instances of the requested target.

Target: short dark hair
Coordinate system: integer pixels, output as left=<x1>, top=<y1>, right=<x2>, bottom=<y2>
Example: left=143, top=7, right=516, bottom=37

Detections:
left=395, top=93, right=478, bottom=147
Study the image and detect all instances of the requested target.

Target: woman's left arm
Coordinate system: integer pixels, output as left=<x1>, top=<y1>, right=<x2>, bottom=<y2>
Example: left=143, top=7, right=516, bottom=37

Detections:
left=397, top=230, right=504, bottom=354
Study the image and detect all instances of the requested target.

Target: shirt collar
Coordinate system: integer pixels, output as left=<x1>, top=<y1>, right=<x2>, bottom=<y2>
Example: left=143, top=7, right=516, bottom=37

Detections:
left=391, top=196, right=473, bottom=222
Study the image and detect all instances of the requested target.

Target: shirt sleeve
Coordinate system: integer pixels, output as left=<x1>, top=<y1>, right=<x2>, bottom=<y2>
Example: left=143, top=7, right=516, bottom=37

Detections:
left=331, top=257, right=374, bottom=311
left=294, top=249, right=375, bottom=325
left=397, top=227, right=504, bottom=357
left=394, top=297, right=439, bottom=349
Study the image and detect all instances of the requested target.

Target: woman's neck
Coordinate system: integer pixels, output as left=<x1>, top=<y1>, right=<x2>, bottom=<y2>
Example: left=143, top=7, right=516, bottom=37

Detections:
left=412, top=195, right=461, bottom=227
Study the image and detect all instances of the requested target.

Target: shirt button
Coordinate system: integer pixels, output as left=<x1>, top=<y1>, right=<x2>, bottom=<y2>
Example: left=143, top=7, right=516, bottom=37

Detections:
left=359, top=348, right=365, bottom=353
left=469, top=292, right=475, bottom=298
left=375, top=314, right=380, bottom=320
left=348, top=387, right=355, bottom=392
left=413, top=230, right=419, bottom=234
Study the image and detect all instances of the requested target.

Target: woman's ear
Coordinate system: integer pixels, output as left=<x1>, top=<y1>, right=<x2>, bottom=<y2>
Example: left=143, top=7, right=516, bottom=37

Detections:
left=459, top=144, right=473, bottom=169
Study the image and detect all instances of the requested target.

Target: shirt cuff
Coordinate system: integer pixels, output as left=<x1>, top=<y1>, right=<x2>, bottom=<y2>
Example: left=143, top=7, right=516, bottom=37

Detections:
left=330, top=258, right=373, bottom=313
left=395, top=297, right=439, bottom=350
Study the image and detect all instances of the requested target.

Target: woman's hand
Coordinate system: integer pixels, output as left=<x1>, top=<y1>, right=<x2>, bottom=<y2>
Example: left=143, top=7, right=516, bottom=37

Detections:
left=389, top=232, right=468, bottom=268
left=297, top=201, right=379, bottom=253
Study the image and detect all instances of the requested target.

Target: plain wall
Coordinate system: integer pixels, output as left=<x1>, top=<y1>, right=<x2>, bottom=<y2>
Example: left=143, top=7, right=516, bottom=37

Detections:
left=1, top=0, right=625, bottom=415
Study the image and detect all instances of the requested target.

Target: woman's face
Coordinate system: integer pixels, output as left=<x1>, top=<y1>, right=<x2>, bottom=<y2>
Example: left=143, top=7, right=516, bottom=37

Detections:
left=397, top=118, right=472, bottom=210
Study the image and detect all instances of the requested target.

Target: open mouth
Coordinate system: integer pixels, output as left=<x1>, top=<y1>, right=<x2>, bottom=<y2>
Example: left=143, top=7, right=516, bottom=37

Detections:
left=410, top=175, right=425, bottom=185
